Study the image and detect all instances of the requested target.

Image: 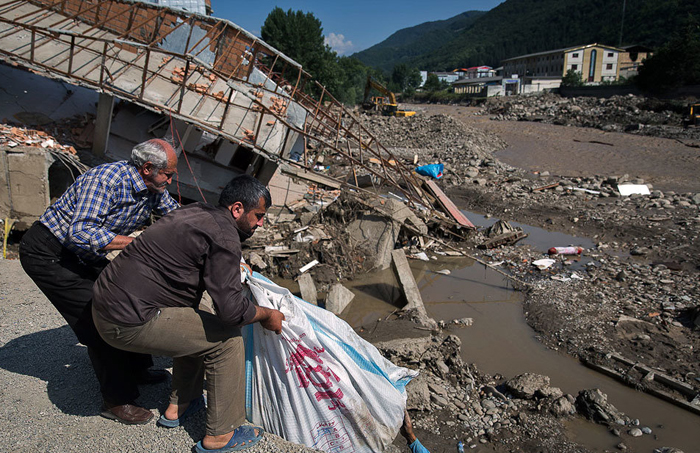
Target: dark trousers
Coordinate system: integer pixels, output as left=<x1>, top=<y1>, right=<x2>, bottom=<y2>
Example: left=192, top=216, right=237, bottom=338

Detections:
left=94, top=307, right=245, bottom=436
left=19, top=222, right=152, bottom=404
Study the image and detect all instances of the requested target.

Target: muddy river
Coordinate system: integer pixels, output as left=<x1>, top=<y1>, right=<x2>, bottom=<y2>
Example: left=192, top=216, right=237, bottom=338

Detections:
left=335, top=216, right=698, bottom=453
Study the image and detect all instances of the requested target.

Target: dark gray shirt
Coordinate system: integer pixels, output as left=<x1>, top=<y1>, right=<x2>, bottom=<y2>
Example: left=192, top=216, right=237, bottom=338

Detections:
left=93, top=202, right=256, bottom=327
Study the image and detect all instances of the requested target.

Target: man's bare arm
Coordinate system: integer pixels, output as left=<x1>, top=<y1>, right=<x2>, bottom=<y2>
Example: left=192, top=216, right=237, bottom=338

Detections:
left=100, top=235, right=134, bottom=251
left=248, top=306, right=285, bottom=334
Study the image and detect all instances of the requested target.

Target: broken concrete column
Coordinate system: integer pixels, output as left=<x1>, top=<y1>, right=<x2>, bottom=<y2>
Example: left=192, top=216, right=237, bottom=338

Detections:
left=325, top=283, right=354, bottom=315
left=92, top=93, right=114, bottom=157
left=371, top=198, right=428, bottom=236
left=391, top=248, right=437, bottom=329
left=298, top=272, right=318, bottom=306
left=347, top=214, right=400, bottom=270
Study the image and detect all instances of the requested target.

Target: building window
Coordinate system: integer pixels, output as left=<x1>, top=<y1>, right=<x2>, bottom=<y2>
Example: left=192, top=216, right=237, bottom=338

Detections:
left=573, top=53, right=579, bottom=58
left=608, top=52, right=614, bottom=57
left=571, top=64, right=578, bottom=70
left=606, top=63, right=613, bottom=70
left=589, top=49, right=597, bottom=82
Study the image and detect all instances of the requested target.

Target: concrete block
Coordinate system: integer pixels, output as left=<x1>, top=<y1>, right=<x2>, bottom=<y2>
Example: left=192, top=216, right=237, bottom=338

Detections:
left=325, top=283, right=354, bottom=315
left=347, top=215, right=400, bottom=271
left=1, top=147, right=53, bottom=229
left=298, top=272, right=317, bottom=305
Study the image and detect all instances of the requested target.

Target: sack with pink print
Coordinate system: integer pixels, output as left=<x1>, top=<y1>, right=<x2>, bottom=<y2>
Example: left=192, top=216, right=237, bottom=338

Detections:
left=243, top=272, right=417, bottom=453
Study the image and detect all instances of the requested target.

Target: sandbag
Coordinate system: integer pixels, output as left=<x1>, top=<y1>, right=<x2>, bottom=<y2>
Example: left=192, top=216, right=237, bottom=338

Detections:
left=243, top=272, right=417, bottom=453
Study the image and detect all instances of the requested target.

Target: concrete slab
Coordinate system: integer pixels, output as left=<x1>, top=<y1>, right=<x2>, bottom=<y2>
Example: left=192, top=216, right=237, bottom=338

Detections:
left=325, top=283, right=354, bottom=315
left=390, top=248, right=425, bottom=312
left=298, top=272, right=318, bottom=306
left=347, top=215, right=399, bottom=271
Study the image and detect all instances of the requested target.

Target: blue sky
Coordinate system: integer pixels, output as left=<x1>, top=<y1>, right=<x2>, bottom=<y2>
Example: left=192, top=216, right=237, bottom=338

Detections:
left=209, top=1, right=506, bottom=55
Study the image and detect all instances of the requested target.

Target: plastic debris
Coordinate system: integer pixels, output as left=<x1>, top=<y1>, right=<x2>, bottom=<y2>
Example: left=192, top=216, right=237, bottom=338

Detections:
left=532, top=258, right=556, bottom=270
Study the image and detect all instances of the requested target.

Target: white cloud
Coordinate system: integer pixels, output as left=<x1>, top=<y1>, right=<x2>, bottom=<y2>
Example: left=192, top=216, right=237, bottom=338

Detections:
left=325, top=32, right=354, bottom=56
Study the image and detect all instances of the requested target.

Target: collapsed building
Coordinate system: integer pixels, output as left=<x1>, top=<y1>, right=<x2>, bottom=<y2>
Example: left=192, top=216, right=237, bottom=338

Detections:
left=0, top=0, right=479, bottom=313
left=0, top=0, right=471, bottom=227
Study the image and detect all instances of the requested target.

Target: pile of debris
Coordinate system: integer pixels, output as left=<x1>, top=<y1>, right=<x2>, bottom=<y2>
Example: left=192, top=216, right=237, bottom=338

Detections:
left=0, top=124, right=78, bottom=155
left=361, top=113, right=507, bottom=161
left=242, top=188, right=471, bottom=289
left=360, top=113, right=512, bottom=188
left=481, top=92, right=700, bottom=140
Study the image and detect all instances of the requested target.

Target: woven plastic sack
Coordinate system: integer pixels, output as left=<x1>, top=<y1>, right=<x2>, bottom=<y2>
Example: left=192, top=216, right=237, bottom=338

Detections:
left=242, top=272, right=418, bottom=453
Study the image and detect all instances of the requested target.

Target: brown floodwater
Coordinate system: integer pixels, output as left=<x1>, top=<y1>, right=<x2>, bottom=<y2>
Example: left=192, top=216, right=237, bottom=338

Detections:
left=297, top=214, right=697, bottom=453
left=276, top=213, right=697, bottom=452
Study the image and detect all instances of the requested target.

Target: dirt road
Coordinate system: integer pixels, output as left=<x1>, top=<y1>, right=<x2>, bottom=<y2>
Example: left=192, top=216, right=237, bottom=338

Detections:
left=410, top=104, right=700, bottom=194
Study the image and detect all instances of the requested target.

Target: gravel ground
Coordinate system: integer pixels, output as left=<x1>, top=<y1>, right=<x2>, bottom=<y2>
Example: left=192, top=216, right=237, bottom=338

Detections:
left=0, top=258, right=323, bottom=453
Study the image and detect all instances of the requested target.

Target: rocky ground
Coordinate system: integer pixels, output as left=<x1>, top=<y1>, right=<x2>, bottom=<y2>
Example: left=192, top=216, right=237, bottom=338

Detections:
left=2, top=92, right=698, bottom=453
left=359, top=96, right=700, bottom=453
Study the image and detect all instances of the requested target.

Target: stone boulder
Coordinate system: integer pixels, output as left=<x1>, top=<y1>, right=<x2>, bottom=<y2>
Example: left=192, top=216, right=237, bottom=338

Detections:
left=575, top=389, right=630, bottom=426
left=504, top=373, right=551, bottom=399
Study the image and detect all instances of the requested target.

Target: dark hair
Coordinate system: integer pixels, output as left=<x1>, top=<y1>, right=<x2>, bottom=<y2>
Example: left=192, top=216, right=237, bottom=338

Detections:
left=218, top=174, right=272, bottom=210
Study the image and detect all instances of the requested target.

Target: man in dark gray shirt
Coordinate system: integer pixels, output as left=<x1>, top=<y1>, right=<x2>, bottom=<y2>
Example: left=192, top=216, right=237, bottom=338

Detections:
left=93, top=175, right=284, bottom=452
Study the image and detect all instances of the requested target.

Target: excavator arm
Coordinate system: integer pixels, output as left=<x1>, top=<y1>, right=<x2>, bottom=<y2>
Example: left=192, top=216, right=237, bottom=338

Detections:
left=362, top=75, right=414, bottom=117
left=363, top=76, right=397, bottom=106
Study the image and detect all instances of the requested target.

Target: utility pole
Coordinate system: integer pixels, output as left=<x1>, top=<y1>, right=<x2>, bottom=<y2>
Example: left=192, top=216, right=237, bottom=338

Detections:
left=619, top=0, right=627, bottom=47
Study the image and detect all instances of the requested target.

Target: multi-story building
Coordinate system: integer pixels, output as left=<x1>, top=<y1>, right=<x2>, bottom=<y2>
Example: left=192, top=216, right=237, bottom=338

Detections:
left=502, top=43, right=623, bottom=89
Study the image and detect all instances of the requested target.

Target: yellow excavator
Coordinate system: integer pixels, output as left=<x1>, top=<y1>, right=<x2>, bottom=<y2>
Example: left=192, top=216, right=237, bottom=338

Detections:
left=684, top=103, right=700, bottom=127
left=362, top=76, right=416, bottom=117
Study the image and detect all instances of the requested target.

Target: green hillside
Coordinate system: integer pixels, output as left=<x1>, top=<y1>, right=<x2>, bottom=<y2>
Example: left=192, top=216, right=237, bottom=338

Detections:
left=352, top=11, right=485, bottom=72
left=354, top=0, right=700, bottom=72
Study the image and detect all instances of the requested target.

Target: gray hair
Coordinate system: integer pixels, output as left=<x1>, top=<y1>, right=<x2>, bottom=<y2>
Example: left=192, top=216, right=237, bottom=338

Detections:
left=130, top=139, right=173, bottom=170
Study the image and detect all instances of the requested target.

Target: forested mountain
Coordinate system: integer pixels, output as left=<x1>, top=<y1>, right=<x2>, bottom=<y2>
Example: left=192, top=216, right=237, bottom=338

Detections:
left=354, top=11, right=485, bottom=72
left=353, top=0, right=700, bottom=73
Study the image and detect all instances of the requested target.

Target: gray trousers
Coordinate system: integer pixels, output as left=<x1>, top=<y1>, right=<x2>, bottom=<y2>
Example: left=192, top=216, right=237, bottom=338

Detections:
left=93, top=306, right=245, bottom=436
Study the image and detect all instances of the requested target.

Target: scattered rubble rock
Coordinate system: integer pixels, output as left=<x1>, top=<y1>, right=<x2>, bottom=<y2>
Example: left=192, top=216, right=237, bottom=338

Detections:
left=575, top=389, right=631, bottom=426
left=481, top=92, right=700, bottom=142
left=504, top=373, right=551, bottom=399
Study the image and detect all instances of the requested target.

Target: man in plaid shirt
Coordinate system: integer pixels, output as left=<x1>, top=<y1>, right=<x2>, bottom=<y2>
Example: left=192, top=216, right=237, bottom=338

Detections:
left=19, top=139, right=179, bottom=424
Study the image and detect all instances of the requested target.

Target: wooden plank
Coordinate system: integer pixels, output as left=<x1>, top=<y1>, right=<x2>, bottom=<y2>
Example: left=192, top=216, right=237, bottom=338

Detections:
left=423, top=179, right=475, bottom=228
left=478, top=231, right=528, bottom=249
left=532, top=182, right=560, bottom=192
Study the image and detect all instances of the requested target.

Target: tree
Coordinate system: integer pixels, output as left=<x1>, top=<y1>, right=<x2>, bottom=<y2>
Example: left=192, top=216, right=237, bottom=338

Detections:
left=336, top=57, right=384, bottom=105
left=261, top=7, right=341, bottom=96
left=636, top=16, right=700, bottom=94
left=390, top=64, right=422, bottom=96
left=423, top=73, right=443, bottom=92
left=561, top=69, right=584, bottom=87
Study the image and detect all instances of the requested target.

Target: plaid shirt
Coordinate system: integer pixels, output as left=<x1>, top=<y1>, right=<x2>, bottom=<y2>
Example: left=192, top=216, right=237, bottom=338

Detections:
left=40, top=160, right=179, bottom=263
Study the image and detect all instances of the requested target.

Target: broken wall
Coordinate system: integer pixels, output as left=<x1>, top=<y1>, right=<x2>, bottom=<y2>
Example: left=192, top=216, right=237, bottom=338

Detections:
left=0, top=147, right=53, bottom=228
